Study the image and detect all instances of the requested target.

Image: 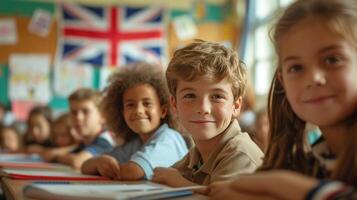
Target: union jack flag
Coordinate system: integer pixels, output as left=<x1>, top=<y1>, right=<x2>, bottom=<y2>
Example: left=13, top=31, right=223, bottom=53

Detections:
left=57, top=3, right=167, bottom=68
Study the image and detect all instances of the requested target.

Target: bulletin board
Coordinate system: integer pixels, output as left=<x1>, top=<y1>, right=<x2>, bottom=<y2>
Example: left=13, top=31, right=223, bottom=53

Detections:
left=0, top=16, right=57, bottom=64
left=0, top=0, right=245, bottom=114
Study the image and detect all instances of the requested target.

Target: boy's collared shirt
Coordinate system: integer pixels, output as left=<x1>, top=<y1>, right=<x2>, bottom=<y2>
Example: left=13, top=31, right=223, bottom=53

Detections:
left=172, top=120, right=263, bottom=185
left=72, top=130, right=115, bottom=155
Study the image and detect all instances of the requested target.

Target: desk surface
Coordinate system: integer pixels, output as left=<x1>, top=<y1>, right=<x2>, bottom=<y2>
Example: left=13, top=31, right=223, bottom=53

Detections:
left=1, top=178, right=207, bottom=200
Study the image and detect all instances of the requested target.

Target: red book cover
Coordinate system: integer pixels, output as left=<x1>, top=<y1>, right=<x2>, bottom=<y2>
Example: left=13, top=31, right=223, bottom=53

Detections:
left=0, top=169, right=107, bottom=181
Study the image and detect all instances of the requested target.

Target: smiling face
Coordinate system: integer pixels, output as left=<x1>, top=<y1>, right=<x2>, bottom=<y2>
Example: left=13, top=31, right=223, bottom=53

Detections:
left=171, top=76, right=242, bottom=141
left=278, top=17, right=357, bottom=128
left=123, top=84, right=167, bottom=141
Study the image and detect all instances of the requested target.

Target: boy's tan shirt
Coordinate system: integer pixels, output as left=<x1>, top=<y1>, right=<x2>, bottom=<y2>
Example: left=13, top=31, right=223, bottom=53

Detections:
left=172, top=120, right=263, bottom=185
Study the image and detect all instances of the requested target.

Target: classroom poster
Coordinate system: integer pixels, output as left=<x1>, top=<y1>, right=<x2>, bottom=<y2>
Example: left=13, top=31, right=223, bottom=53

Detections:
left=0, top=18, right=17, bottom=45
left=28, top=9, right=53, bottom=37
left=173, top=15, right=198, bottom=41
left=9, top=54, right=51, bottom=103
left=56, top=3, right=167, bottom=68
left=54, top=62, right=93, bottom=97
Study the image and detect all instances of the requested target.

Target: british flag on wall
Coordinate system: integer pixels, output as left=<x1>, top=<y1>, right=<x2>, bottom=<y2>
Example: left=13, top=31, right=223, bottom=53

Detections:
left=57, top=3, right=167, bottom=68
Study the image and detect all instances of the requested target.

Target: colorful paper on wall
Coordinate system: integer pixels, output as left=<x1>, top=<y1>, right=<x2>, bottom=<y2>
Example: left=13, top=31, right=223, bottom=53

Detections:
left=173, top=15, right=198, bottom=41
left=56, top=3, right=167, bottom=68
left=11, top=101, right=36, bottom=121
left=54, top=62, right=93, bottom=97
left=9, top=54, right=51, bottom=103
left=28, top=9, right=53, bottom=37
left=0, top=18, right=17, bottom=45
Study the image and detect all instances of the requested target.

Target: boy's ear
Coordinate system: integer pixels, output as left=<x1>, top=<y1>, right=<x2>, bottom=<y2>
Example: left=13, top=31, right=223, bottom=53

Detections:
left=160, top=104, right=168, bottom=119
left=169, top=95, right=178, bottom=115
left=232, top=96, right=243, bottom=118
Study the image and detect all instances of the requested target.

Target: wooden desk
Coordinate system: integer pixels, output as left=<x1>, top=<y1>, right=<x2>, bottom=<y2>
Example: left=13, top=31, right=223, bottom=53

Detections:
left=1, top=178, right=207, bottom=200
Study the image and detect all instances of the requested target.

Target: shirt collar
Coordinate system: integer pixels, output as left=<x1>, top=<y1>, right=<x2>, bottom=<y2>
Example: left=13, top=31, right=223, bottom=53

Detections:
left=187, top=120, right=241, bottom=174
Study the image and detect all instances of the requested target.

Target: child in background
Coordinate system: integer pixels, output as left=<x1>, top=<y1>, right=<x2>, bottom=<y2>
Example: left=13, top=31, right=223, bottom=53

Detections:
left=52, top=113, right=77, bottom=147
left=56, top=88, right=115, bottom=169
left=0, top=124, right=22, bottom=153
left=81, top=63, right=188, bottom=180
left=24, top=106, right=52, bottom=153
left=152, top=40, right=263, bottom=187
left=40, top=113, right=80, bottom=162
left=250, top=108, right=269, bottom=153
left=209, top=0, right=357, bottom=199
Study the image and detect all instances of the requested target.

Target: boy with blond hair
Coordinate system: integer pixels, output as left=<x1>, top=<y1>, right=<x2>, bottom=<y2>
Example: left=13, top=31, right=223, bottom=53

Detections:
left=152, top=40, right=263, bottom=186
left=56, top=88, right=115, bottom=169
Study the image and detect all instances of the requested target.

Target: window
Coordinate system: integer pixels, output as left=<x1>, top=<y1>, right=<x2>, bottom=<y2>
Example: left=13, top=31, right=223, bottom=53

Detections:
left=244, top=0, right=294, bottom=97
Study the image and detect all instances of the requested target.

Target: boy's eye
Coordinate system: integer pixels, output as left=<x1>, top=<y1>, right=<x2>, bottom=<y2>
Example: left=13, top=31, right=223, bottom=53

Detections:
left=143, top=101, right=152, bottom=107
left=183, top=93, right=196, bottom=99
left=211, top=94, right=225, bottom=101
left=324, top=56, right=341, bottom=65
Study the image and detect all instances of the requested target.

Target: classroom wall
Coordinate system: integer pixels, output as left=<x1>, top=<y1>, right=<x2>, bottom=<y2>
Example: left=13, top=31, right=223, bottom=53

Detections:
left=0, top=0, right=245, bottom=119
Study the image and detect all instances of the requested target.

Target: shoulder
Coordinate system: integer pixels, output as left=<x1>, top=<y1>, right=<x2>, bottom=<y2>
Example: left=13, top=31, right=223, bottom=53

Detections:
left=94, top=130, right=116, bottom=146
left=220, top=131, right=263, bottom=164
left=150, top=124, right=185, bottom=143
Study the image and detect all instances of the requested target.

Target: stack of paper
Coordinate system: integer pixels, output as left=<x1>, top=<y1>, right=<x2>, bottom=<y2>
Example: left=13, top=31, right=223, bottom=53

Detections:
left=23, top=183, right=205, bottom=200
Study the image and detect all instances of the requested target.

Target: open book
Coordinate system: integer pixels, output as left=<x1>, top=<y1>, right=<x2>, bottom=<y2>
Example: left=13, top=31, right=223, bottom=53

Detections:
left=23, top=182, right=205, bottom=200
left=0, top=169, right=107, bottom=181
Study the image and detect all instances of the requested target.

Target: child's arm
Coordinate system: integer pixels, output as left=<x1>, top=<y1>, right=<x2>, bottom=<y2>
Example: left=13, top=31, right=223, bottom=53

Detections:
left=81, top=155, right=145, bottom=180
left=56, top=150, right=93, bottom=169
left=40, top=145, right=77, bottom=162
left=26, top=144, right=46, bottom=154
left=81, top=155, right=121, bottom=179
left=152, top=167, right=197, bottom=187
left=209, top=170, right=318, bottom=200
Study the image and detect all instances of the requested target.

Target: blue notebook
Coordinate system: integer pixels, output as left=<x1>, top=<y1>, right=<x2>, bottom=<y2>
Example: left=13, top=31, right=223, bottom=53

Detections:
left=23, top=182, right=205, bottom=200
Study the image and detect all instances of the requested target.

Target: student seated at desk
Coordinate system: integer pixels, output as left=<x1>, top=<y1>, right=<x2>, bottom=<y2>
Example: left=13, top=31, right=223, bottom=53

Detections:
left=24, top=106, right=53, bottom=154
left=56, top=88, right=115, bottom=169
left=0, top=123, right=22, bottom=153
left=40, top=113, right=81, bottom=162
left=208, top=0, right=357, bottom=199
left=81, top=63, right=188, bottom=180
left=152, top=40, right=263, bottom=187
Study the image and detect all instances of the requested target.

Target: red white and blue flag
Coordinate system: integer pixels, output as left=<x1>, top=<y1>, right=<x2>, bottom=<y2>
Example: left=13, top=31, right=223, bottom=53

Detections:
left=57, top=3, right=166, bottom=68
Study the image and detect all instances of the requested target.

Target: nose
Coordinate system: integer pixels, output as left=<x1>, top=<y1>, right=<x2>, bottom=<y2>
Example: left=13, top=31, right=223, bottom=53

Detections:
left=307, top=67, right=327, bottom=88
left=135, top=103, right=145, bottom=114
left=197, top=97, right=210, bottom=115
left=73, top=111, right=84, bottom=124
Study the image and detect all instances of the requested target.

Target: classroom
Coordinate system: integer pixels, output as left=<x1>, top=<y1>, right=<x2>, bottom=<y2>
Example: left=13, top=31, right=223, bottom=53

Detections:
left=1, top=0, right=356, bottom=199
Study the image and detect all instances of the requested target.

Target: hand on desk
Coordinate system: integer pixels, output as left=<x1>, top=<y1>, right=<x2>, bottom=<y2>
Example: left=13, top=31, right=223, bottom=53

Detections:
left=152, top=167, right=196, bottom=187
left=208, top=170, right=319, bottom=200
left=95, top=155, right=121, bottom=180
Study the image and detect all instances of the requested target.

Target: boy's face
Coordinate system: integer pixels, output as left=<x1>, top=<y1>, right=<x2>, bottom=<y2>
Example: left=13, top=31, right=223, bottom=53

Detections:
left=123, top=84, right=167, bottom=141
left=171, top=76, right=242, bottom=141
left=69, top=100, right=103, bottom=138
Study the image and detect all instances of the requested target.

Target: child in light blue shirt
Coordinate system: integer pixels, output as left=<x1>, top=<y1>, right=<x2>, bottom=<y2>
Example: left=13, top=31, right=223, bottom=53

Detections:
left=81, top=62, right=188, bottom=180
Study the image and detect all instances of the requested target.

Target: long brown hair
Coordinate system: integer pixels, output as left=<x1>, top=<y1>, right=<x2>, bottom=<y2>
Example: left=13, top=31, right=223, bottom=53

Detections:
left=262, top=0, right=357, bottom=185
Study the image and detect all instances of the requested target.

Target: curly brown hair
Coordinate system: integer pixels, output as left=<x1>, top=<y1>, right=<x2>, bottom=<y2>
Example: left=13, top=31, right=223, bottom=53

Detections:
left=166, top=39, right=247, bottom=101
left=101, top=62, right=170, bottom=141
